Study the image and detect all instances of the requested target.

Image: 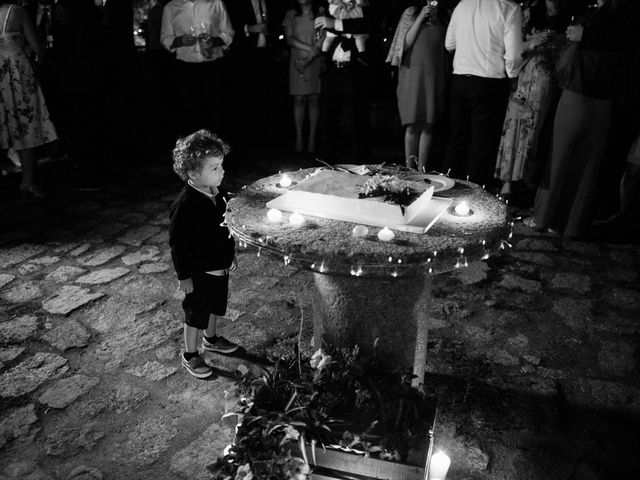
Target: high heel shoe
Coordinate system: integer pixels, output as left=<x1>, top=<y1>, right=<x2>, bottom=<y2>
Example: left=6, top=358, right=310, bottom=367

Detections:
left=20, top=185, right=46, bottom=200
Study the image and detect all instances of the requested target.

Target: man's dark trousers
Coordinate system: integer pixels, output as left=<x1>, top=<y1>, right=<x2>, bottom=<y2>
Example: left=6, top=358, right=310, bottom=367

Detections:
left=320, top=62, right=370, bottom=163
left=444, top=74, right=509, bottom=187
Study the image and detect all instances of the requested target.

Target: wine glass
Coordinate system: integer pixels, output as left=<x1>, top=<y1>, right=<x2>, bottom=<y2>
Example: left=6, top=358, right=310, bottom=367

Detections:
left=425, top=0, right=438, bottom=27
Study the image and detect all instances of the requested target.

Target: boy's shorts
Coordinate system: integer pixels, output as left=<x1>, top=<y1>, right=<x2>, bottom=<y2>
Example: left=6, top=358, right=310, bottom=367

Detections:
left=182, top=273, right=228, bottom=329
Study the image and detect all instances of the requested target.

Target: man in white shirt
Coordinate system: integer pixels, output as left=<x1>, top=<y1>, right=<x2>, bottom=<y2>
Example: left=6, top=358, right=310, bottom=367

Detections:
left=443, top=0, right=524, bottom=187
left=161, top=0, right=234, bottom=135
left=314, top=9, right=372, bottom=163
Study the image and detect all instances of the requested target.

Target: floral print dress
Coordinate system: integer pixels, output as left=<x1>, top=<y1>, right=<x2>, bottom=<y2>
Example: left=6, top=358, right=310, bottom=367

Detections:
left=0, top=5, right=57, bottom=151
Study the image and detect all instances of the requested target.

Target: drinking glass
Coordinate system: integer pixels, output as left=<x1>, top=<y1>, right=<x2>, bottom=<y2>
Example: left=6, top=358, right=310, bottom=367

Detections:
left=425, top=0, right=438, bottom=27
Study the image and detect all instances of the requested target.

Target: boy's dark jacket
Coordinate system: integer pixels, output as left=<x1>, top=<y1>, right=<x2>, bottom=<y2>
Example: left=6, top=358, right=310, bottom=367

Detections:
left=169, top=185, right=235, bottom=280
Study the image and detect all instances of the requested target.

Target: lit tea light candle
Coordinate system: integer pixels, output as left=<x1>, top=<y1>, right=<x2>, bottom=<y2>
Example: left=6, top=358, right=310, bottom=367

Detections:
left=428, top=451, right=451, bottom=480
left=455, top=201, right=470, bottom=216
left=377, top=227, right=395, bottom=242
left=267, top=208, right=283, bottom=223
left=289, top=212, right=304, bottom=226
left=352, top=225, right=368, bottom=237
left=278, top=174, right=292, bottom=188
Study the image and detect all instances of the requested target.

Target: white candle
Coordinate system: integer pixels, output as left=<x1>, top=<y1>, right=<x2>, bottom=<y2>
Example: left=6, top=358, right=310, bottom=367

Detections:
left=377, top=227, right=395, bottom=242
left=428, top=451, right=451, bottom=480
left=454, top=201, right=470, bottom=216
left=279, top=174, right=292, bottom=188
left=352, top=225, right=368, bottom=237
left=267, top=208, right=283, bottom=223
left=289, top=212, right=304, bottom=226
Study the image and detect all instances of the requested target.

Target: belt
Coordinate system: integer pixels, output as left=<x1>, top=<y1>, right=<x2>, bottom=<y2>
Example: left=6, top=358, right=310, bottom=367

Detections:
left=206, top=269, right=229, bottom=276
left=332, top=61, right=351, bottom=69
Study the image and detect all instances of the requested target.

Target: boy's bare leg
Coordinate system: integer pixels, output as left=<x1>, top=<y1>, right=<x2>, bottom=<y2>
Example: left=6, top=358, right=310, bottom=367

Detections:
left=204, top=314, right=218, bottom=338
left=184, top=324, right=200, bottom=353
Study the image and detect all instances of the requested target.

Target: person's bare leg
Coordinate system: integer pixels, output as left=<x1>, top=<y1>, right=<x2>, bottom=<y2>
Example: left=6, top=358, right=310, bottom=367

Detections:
left=418, top=125, right=434, bottom=173
left=184, top=324, right=199, bottom=353
left=204, top=314, right=218, bottom=338
left=17, top=147, right=43, bottom=195
left=293, top=95, right=307, bottom=152
left=405, top=124, right=419, bottom=169
left=308, top=94, right=320, bottom=153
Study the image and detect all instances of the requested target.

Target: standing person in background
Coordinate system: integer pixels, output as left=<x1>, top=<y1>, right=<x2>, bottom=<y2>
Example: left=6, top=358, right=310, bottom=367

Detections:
left=161, top=0, right=234, bottom=136
left=283, top=0, right=324, bottom=153
left=315, top=1, right=372, bottom=163
left=225, top=0, right=284, bottom=147
left=526, top=0, right=635, bottom=238
left=387, top=0, right=449, bottom=173
left=494, top=0, right=569, bottom=198
left=53, top=0, right=106, bottom=188
left=443, top=0, right=524, bottom=187
left=0, top=0, right=57, bottom=199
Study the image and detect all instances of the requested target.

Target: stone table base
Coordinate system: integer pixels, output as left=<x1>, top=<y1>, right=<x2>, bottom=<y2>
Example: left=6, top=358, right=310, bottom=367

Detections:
left=312, top=273, right=431, bottom=386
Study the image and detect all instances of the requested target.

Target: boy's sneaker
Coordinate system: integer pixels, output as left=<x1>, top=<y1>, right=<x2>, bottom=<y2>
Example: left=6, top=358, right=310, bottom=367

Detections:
left=181, top=352, right=213, bottom=379
left=202, top=336, right=238, bottom=354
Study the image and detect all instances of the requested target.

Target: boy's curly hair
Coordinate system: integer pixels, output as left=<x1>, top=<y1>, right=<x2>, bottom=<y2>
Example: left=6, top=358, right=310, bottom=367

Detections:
left=172, top=129, right=231, bottom=181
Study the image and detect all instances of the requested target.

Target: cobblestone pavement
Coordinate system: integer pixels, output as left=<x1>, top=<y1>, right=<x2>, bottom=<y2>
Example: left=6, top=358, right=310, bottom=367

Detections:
left=0, top=152, right=639, bottom=480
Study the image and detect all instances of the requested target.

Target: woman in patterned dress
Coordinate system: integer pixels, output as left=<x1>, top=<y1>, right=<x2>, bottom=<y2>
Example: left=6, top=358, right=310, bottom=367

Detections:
left=0, top=0, right=57, bottom=198
left=494, top=0, right=569, bottom=197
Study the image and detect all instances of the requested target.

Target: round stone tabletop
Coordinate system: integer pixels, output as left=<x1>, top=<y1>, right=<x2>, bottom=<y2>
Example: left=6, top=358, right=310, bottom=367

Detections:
left=226, top=167, right=511, bottom=278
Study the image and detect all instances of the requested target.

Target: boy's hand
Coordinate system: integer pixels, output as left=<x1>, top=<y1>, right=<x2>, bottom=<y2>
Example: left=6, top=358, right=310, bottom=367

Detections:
left=179, top=278, right=193, bottom=293
left=230, top=257, right=238, bottom=272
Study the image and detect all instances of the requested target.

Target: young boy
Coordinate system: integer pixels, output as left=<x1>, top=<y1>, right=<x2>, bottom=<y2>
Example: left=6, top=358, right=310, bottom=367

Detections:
left=169, top=130, right=238, bottom=379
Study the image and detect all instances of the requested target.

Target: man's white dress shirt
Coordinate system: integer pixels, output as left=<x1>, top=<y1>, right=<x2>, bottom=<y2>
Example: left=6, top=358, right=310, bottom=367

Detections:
left=161, top=0, right=234, bottom=63
left=445, top=0, right=524, bottom=79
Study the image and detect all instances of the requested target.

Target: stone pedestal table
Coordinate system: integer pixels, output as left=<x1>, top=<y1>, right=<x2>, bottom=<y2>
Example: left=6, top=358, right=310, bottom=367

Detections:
left=226, top=167, right=510, bottom=385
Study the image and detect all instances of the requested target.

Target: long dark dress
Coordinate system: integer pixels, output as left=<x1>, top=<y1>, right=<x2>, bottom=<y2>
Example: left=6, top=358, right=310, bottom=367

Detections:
left=394, top=10, right=446, bottom=127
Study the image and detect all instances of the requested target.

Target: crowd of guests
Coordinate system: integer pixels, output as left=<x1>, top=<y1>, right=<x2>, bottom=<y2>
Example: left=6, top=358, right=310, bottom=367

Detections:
left=1, top=0, right=638, bottom=239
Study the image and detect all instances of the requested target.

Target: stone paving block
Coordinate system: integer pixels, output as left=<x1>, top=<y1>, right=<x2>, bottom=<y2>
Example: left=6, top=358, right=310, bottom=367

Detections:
left=84, top=222, right=128, bottom=240
left=38, top=374, right=100, bottom=409
left=552, top=298, right=592, bottom=331
left=42, top=286, right=104, bottom=315
left=45, top=266, right=86, bottom=283
left=43, top=421, right=104, bottom=458
left=125, top=361, right=177, bottom=381
left=1, top=460, right=52, bottom=480
left=138, top=262, right=170, bottom=274
left=118, top=225, right=161, bottom=246
left=0, top=352, right=68, bottom=398
left=110, top=275, right=169, bottom=302
left=604, top=288, right=640, bottom=311
left=224, top=308, right=245, bottom=322
left=121, top=415, right=178, bottom=467
left=121, top=246, right=160, bottom=265
left=136, top=201, right=166, bottom=214
left=155, top=345, right=178, bottom=362
left=118, top=212, right=148, bottom=225
left=563, top=241, right=600, bottom=257
left=606, top=266, right=638, bottom=283
left=0, top=273, right=16, bottom=289
left=41, top=320, right=90, bottom=351
left=76, top=267, right=130, bottom=285
left=453, top=261, right=489, bottom=285
left=515, top=237, right=558, bottom=252
left=511, top=251, right=556, bottom=267
left=598, top=340, right=637, bottom=377
left=147, top=230, right=169, bottom=244
left=80, top=296, right=158, bottom=334
left=550, top=272, right=591, bottom=293
left=68, top=244, right=92, bottom=257
left=0, top=315, right=38, bottom=344
left=66, top=466, right=104, bottom=480
left=169, top=422, right=234, bottom=480
left=499, top=273, right=542, bottom=293
left=1, top=281, right=43, bottom=303
left=149, top=215, right=170, bottom=227
left=0, top=404, right=37, bottom=450
left=0, top=346, right=25, bottom=368
left=77, top=246, right=126, bottom=267
left=0, top=244, right=47, bottom=268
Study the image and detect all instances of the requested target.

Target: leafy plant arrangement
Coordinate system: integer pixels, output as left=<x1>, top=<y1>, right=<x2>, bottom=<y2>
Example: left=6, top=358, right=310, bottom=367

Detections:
left=358, top=174, right=413, bottom=206
left=208, top=342, right=436, bottom=480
